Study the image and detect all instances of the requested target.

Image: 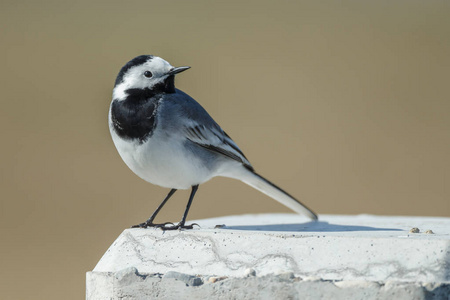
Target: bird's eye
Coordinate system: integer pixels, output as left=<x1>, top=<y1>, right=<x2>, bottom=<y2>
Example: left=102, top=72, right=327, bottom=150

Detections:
left=144, top=71, right=153, bottom=78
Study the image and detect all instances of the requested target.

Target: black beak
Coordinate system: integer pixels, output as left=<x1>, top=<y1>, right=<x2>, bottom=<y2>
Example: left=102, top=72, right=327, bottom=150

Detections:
left=167, top=66, right=191, bottom=76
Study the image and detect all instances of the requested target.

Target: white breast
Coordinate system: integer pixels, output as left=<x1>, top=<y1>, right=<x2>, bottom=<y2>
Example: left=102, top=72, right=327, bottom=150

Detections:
left=109, top=120, right=215, bottom=190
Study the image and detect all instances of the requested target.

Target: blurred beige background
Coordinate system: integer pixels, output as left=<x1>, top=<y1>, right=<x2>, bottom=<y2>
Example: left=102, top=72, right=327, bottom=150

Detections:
left=1, top=0, right=449, bottom=299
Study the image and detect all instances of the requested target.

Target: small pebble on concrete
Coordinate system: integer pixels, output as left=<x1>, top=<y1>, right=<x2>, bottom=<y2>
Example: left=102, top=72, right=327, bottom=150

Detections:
left=162, top=271, right=203, bottom=286
left=208, top=276, right=228, bottom=283
left=244, top=268, right=256, bottom=277
left=409, top=227, right=420, bottom=233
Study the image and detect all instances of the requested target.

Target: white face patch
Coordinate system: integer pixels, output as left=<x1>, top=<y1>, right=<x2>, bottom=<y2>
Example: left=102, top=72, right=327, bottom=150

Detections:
left=113, top=57, right=174, bottom=101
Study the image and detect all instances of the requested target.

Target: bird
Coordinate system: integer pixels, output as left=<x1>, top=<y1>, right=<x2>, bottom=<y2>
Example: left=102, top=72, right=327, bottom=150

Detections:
left=109, top=55, right=318, bottom=230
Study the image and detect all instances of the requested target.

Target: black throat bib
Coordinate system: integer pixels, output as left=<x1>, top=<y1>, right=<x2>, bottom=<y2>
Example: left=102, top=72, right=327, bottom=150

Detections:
left=110, top=76, right=176, bottom=143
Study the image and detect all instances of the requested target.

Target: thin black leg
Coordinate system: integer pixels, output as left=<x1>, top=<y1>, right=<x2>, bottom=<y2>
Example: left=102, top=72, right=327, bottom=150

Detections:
left=131, top=189, right=177, bottom=228
left=158, top=185, right=199, bottom=230
left=179, top=185, right=199, bottom=227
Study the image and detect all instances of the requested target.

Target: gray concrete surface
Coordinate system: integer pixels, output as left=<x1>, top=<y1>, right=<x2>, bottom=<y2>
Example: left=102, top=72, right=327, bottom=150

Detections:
left=86, top=267, right=450, bottom=299
left=87, top=214, right=450, bottom=299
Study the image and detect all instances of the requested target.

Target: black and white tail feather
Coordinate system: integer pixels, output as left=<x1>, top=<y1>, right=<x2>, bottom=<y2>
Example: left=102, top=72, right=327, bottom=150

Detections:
left=239, top=170, right=318, bottom=220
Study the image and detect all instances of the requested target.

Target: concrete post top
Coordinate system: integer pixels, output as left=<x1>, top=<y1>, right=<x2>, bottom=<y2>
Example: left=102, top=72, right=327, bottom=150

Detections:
left=92, top=214, right=450, bottom=283
left=192, top=213, right=450, bottom=239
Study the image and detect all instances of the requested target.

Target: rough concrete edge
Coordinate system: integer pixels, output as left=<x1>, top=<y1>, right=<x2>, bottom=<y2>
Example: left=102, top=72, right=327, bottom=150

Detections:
left=86, top=268, right=450, bottom=300
left=86, top=271, right=114, bottom=299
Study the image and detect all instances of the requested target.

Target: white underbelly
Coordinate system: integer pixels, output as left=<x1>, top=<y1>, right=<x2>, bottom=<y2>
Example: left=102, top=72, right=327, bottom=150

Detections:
left=111, top=129, right=213, bottom=189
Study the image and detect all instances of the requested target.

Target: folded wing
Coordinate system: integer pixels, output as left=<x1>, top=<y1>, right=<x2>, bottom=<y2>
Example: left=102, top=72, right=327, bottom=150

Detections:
left=184, top=122, right=253, bottom=171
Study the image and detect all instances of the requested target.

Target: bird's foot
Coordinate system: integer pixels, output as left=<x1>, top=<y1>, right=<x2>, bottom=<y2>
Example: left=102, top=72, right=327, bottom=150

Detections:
left=156, top=222, right=200, bottom=231
left=131, top=221, right=174, bottom=229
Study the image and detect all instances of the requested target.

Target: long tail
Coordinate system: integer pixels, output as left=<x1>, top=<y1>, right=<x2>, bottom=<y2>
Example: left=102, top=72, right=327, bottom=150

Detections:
left=231, top=167, right=318, bottom=220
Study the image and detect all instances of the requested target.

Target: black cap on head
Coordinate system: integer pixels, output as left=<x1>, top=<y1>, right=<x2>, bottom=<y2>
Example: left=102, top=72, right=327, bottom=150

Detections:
left=115, top=55, right=153, bottom=86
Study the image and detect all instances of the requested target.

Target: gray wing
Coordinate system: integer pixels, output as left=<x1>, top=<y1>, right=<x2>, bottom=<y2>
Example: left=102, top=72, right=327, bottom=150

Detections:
left=164, top=89, right=253, bottom=170
left=184, top=122, right=253, bottom=171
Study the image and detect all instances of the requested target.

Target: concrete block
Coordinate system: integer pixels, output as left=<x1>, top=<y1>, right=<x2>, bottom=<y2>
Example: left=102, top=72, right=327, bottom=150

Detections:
left=86, top=269, right=450, bottom=300
left=87, top=214, right=450, bottom=299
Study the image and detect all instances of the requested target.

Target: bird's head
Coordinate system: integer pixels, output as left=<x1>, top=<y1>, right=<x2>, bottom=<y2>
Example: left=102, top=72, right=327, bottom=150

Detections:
left=113, top=55, right=190, bottom=101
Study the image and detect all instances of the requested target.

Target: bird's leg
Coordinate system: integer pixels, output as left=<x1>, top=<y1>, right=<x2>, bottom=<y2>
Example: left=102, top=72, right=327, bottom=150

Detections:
left=131, top=189, right=177, bottom=228
left=158, top=185, right=199, bottom=230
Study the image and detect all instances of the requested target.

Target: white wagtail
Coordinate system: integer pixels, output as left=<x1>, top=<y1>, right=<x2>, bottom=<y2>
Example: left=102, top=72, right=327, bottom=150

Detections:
left=109, top=55, right=318, bottom=230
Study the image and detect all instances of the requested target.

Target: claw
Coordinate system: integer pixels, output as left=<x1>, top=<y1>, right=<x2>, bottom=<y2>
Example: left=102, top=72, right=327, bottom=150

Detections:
left=156, top=223, right=199, bottom=231
left=131, top=222, right=147, bottom=228
left=157, top=224, right=179, bottom=231
left=131, top=221, right=175, bottom=229
left=154, top=222, right=175, bottom=228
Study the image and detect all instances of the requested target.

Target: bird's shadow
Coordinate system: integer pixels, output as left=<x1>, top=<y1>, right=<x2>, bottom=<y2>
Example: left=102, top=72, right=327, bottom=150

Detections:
left=222, top=221, right=402, bottom=232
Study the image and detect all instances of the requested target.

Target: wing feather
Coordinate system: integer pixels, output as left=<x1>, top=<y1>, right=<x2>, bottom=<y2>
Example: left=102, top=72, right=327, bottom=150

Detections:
left=184, top=123, right=253, bottom=170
